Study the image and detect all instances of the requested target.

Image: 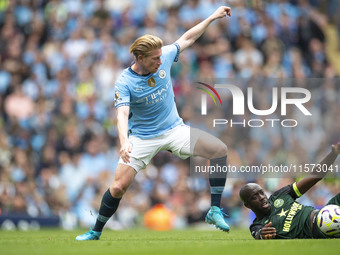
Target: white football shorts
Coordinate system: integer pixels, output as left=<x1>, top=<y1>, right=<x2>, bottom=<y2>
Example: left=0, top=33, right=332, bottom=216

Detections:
left=118, top=124, right=199, bottom=172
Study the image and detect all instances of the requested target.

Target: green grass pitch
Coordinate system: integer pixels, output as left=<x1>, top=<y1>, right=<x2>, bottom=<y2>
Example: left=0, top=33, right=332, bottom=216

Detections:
left=1, top=228, right=339, bottom=255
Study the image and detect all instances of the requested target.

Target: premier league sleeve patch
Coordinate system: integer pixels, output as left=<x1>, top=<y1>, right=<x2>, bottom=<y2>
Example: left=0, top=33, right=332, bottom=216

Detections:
left=114, top=84, right=130, bottom=108
left=115, top=91, right=120, bottom=100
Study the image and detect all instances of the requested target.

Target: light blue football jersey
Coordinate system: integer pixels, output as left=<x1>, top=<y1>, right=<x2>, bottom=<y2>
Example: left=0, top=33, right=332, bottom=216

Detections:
left=114, top=43, right=183, bottom=139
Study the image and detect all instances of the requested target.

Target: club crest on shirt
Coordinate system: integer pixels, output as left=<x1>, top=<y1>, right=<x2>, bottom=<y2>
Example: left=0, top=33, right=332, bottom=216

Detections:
left=159, top=70, right=166, bottom=79
left=274, top=198, right=284, bottom=208
left=147, top=77, right=156, bottom=87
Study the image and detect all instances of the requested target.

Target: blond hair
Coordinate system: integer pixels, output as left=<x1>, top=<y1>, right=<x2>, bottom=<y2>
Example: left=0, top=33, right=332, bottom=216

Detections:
left=129, top=35, right=163, bottom=58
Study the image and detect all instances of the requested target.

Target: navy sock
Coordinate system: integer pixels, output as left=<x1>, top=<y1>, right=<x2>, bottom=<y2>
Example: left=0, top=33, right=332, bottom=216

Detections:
left=93, top=189, right=121, bottom=232
left=209, top=156, right=227, bottom=207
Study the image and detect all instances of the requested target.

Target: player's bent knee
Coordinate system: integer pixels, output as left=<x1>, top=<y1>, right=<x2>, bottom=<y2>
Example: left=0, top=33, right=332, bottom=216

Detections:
left=215, top=143, right=228, bottom=158
left=110, top=184, right=127, bottom=198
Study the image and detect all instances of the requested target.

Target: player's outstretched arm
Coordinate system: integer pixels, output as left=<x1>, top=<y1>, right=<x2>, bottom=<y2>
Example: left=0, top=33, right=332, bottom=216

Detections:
left=296, top=142, right=340, bottom=195
left=117, top=106, right=132, bottom=163
left=175, top=6, right=231, bottom=53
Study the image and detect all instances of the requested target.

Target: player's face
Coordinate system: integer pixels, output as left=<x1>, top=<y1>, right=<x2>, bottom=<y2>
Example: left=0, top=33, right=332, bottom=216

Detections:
left=245, top=185, right=271, bottom=216
left=142, top=49, right=162, bottom=73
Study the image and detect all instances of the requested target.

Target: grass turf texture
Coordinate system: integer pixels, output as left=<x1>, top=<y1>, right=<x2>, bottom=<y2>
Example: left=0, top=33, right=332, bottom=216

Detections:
left=1, top=228, right=339, bottom=255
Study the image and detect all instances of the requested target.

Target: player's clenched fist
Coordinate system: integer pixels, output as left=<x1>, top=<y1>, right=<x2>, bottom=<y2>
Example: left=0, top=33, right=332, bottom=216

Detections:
left=260, top=222, right=276, bottom=240
left=210, top=6, right=231, bottom=20
left=332, top=142, right=340, bottom=155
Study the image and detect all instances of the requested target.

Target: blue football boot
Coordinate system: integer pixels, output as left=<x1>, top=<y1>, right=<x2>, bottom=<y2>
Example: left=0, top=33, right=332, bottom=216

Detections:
left=205, top=206, right=230, bottom=232
left=75, top=228, right=101, bottom=241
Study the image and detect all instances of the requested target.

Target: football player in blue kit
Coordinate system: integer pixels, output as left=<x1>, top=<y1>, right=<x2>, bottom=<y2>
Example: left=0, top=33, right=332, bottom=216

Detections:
left=76, top=6, right=231, bottom=241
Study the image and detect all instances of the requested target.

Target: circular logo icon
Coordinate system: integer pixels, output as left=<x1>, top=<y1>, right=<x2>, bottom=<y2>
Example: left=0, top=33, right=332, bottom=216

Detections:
left=159, top=70, right=166, bottom=79
left=274, top=199, right=284, bottom=208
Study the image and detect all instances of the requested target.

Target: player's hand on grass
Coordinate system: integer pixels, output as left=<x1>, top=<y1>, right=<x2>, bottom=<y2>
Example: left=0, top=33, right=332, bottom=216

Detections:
left=120, top=141, right=132, bottom=163
left=331, top=142, right=340, bottom=155
left=260, top=222, right=276, bottom=240
left=210, top=6, right=231, bottom=20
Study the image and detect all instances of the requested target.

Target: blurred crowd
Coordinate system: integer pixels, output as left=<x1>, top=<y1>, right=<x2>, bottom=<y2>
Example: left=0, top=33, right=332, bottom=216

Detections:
left=0, top=0, right=339, bottom=230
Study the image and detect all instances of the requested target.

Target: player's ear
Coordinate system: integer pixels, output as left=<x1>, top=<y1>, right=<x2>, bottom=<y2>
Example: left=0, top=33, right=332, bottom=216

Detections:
left=244, top=202, right=250, bottom=209
left=137, top=55, right=144, bottom=62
